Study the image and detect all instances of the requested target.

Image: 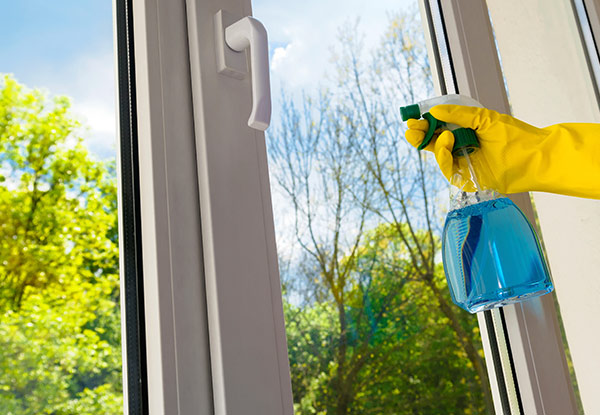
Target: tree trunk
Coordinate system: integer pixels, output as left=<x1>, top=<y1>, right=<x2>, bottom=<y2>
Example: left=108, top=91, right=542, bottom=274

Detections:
left=334, top=301, right=352, bottom=415
left=336, top=392, right=351, bottom=415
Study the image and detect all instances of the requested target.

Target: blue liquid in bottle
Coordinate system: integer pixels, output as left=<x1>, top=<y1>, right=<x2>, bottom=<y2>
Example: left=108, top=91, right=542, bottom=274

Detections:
left=442, top=197, right=553, bottom=313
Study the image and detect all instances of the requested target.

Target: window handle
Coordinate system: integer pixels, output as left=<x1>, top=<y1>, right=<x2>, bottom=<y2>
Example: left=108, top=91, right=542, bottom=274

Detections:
left=215, top=11, right=271, bottom=131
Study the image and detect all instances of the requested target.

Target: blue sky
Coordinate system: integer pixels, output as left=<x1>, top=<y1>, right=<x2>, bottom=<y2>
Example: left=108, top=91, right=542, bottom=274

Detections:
left=254, top=0, right=417, bottom=122
left=0, top=0, right=115, bottom=159
left=0, top=0, right=416, bottom=161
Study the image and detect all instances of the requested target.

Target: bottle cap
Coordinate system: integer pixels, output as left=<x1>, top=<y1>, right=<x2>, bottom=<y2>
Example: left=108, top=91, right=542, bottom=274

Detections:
left=400, top=104, right=420, bottom=121
left=452, top=128, right=479, bottom=156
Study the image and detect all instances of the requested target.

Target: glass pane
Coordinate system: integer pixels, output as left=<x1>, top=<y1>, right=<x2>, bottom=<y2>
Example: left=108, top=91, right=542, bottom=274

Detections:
left=0, top=2, right=123, bottom=413
left=254, top=1, right=494, bottom=413
left=488, top=10, right=585, bottom=413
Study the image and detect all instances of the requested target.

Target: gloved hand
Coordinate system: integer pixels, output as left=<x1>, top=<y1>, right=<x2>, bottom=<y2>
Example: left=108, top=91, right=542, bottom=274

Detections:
left=405, top=104, right=600, bottom=199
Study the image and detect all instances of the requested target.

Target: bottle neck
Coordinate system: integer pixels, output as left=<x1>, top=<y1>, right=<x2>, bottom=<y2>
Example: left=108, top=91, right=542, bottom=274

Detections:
left=458, top=149, right=482, bottom=192
left=449, top=149, right=501, bottom=210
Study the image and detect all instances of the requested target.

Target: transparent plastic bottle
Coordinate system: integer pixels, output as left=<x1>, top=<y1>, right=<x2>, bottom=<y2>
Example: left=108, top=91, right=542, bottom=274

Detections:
left=401, top=95, right=554, bottom=313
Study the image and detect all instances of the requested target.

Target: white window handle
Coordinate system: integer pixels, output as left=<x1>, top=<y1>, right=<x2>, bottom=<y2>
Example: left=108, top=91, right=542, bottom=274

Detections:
left=215, top=11, right=271, bottom=131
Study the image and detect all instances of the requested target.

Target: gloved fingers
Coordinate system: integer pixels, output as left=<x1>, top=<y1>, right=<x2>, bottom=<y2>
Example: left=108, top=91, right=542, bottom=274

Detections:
left=406, top=119, right=436, bottom=151
left=405, top=128, right=425, bottom=149
left=430, top=104, right=500, bottom=132
left=433, top=130, right=455, bottom=180
left=407, top=118, right=429, bottom=132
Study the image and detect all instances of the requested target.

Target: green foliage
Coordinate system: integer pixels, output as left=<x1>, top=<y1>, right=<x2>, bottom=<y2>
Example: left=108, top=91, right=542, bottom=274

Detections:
left=285, top=301, right=338, bottom=414
left=285, top=224, right=486, bottom=414
left=0, top=76, right=122, bottom=414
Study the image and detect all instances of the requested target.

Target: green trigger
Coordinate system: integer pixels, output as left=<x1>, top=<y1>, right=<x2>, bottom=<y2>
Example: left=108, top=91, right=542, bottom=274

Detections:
left=417, top=112, right=445, bottom=150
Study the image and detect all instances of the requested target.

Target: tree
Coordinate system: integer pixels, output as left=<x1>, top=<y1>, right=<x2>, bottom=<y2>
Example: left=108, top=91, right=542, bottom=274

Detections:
left=284, top=226, right=487, bottom=414
left=269, top=11, right=494, bottom=414
left=335, top=14, right=494, bottom=413
left=0, top=76, right=122, bottom=414
left=270, top=86, right=375, bottom=414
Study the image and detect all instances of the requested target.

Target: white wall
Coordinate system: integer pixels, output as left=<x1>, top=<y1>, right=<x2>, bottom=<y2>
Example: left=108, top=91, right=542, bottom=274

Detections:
left=487, top=1, right=600, bottom=413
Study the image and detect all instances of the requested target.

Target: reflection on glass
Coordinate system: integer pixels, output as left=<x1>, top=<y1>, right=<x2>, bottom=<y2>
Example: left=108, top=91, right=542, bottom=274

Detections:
left=0, top=3, right=122, bottom=414
left=256, top=1, right=494, bottom=413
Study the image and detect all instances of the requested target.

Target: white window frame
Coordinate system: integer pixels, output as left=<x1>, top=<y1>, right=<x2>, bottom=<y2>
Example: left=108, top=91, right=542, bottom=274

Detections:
left=130, top=0, right=214, bottom=412
left=123, top=0, right=583, bottom=413
left=131, top=0, right=292, bottom=413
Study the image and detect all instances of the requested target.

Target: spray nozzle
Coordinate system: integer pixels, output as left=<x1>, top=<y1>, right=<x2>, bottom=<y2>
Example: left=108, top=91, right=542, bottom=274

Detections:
left=400, top=101, right=480, bottom=156
left=400, top=104, right=421, bottom=121
left=400, top=103, right=447, bottom=150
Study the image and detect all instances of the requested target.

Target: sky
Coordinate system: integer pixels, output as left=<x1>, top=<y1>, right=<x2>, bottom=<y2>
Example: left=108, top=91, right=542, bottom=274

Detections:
left=254, top=0, right=418, bottom=122
left=0, top=0, right=417, bottom=160
left=0, top=0, right=115, bottom=159
left=252, top=0, right=423, bottom=261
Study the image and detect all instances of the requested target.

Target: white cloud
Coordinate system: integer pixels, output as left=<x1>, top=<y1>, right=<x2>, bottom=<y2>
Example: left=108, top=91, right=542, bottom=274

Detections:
left=256, top=0, right=417, bottom=96
left=57, top=52, right=117, bottom=159
left=71, top=99, right=117, bottom=158
left=269, top=40, right=315, bottom=91
left=76, top=101, right=115, bottom=136
left=271, top=44, right=292, bottom=71
left=13, top=50, right=118, bottom=160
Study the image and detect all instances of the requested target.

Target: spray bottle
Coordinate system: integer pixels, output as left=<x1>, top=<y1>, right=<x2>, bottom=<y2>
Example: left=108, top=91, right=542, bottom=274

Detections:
left=400, top=94, right=553, bottom=313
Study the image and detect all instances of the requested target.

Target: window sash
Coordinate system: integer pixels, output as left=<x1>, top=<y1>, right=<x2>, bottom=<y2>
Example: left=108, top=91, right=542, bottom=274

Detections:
left=128, top=0, right=580, bottom=413
left=130, top=0, right=214, bottom=412
left=425, top=0, right=578, bottom=413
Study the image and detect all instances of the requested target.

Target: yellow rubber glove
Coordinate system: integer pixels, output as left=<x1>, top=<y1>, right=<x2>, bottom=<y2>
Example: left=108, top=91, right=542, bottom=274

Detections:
left=405, top=105, right=600, bottom=199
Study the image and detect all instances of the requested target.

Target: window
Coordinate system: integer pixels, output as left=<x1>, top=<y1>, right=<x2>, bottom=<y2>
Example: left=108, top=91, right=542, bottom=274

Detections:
left=0, top=2, right=131, bottom=413
left=13, top=0, right=581, bottom=413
